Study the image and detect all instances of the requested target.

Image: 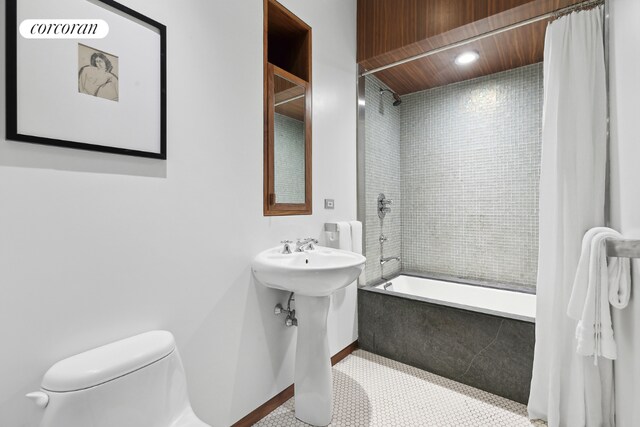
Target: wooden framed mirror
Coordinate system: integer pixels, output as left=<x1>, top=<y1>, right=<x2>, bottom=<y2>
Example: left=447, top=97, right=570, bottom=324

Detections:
left=263, top=0, right=312, bottom=216
left=264, top=63, right=311, bottom=215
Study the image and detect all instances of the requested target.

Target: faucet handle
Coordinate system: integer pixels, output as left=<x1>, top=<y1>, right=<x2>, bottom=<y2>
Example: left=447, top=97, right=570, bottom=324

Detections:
left=280, top=240, right=293, bottom=254
left=295, top=237, right=318, bottom=251
left=380, top=199, right=393, bottom=206
left=296, top=237, right=318, bottom=243
left=305, top=237, right=318, bottom=250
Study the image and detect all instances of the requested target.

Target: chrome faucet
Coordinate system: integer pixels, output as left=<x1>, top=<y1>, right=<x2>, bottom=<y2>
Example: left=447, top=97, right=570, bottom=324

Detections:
left=380, top=256, right=400, bottom=266
left=296, top=237, right=319, bottom=252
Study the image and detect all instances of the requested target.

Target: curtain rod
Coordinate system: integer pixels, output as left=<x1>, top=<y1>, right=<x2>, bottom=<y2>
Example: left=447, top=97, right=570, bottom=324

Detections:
left=359, top=0, right=604, bottom=77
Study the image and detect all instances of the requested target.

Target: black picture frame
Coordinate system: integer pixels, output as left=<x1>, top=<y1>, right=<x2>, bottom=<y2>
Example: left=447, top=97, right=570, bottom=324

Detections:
left=6, top=0, right=167, bottom=159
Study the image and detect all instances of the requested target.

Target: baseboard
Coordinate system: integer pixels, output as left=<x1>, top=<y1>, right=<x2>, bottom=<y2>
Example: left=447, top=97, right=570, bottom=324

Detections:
left=230, top=384, right=295, bottom=427
left=330, top=340, right=358, bottom=365
left=230, top=340, right=358, bottom=427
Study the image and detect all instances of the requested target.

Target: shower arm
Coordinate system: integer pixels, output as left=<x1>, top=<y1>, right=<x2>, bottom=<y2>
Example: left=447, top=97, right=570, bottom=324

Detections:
left=379, top=88, right=402, bottom=106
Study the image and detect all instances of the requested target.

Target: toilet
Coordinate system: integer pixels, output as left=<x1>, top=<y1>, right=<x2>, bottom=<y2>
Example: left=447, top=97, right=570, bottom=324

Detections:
left=26, top=331, right=210, bottom=427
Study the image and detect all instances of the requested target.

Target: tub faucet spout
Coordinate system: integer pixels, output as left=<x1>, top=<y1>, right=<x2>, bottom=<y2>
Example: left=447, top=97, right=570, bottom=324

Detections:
left=380, top=256, right=400, bottom=266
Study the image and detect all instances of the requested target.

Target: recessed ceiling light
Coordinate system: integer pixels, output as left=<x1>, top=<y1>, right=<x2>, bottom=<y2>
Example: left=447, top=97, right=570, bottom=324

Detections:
left=454, top=51, right=480, bottom=66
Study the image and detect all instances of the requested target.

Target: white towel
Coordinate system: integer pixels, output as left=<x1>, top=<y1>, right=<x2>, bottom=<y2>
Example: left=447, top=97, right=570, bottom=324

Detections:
left=324, top=222, right=352, bottom=251
left=349, top=221, right=365, bottom=286
left=349, top=221, right=362, bottom=255
left=608, top=256, right=631, bottom=309
left=568, top=227, right=631, bottom=362
left=334, top=222, right=351, bottom=251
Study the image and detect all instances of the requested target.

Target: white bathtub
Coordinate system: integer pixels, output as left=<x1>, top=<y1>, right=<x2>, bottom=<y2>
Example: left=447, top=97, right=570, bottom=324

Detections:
left=374, top=274, right=536, bottom=322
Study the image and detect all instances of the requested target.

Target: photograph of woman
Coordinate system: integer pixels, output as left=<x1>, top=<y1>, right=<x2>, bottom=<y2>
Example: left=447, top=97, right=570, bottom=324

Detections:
left=78, top=44, right=119, bottom=102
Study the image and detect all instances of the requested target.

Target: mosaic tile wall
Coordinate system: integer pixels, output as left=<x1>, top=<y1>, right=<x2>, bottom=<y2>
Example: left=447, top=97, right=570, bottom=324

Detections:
left=274, top=113, right=305, bottom=204
left=364, top=76, right=402, bottom=283
left=400, top=63, right=542, bottom=289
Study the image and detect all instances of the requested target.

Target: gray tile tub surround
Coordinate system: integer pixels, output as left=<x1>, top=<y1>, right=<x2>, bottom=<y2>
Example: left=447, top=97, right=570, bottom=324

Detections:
left=358, top=287, right=535, bottom=404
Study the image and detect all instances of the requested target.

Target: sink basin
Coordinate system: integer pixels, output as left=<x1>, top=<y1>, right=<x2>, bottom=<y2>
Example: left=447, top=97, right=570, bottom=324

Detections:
left=251, top=245, right=365, bottom=297
left=252, top=244, right=366, bottom=426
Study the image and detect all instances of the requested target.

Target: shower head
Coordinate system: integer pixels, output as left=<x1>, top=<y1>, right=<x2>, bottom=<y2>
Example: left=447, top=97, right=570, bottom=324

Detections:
left=379, top=88, right=402, bottom=106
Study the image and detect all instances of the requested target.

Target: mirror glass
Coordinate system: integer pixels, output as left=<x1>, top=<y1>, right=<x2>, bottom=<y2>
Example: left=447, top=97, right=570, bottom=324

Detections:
left=273, top=73, right=306, bottom=204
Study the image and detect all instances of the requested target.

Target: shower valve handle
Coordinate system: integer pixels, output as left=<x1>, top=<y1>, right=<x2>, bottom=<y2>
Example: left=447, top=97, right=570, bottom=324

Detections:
left=377, top=193, right=393, bottom=219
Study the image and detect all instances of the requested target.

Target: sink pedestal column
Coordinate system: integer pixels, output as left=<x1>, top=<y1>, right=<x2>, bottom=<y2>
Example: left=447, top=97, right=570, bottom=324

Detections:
left=294, top=294, right=332, bottom=426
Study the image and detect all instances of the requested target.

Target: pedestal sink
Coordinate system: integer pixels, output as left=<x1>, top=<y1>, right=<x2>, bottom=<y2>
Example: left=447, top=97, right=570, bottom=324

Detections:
left=252, top=245, right=366, bottom=426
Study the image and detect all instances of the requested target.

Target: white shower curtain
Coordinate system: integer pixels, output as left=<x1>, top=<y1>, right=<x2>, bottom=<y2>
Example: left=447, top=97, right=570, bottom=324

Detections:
left=528, top=6, right=609, bottom=427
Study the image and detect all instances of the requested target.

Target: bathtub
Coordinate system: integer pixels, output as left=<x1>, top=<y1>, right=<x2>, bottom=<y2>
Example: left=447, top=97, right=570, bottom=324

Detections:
left=358, top=274, right=537, bottom=404
left=374, top=274, right=536, bottom=323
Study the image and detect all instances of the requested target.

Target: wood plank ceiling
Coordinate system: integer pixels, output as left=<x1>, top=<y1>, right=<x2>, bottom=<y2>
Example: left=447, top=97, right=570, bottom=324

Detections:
left=357, top=0, right=585, bottom=95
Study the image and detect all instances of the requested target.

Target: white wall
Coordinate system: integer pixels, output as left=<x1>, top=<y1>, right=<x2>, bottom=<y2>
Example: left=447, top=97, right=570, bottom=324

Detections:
left=609, top=0, right=640, bottom=425
left=0, top=0, right=357, bottom=426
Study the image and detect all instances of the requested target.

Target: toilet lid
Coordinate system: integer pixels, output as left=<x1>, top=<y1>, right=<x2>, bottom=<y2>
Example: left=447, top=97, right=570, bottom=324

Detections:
left=42, top=331, right=175, bottom=392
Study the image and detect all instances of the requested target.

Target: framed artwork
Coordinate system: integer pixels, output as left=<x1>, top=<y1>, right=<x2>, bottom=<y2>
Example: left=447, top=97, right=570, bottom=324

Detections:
left=6, top=0, right=167, bottom=159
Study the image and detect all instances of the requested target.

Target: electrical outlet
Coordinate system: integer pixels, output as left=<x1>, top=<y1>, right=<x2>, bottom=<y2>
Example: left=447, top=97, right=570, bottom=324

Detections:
left=324, top=199, right=335, bottom=209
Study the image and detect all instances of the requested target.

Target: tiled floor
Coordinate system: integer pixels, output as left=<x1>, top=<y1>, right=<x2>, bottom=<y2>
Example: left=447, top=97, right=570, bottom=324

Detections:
left=256, top=350, right=546, bottom=427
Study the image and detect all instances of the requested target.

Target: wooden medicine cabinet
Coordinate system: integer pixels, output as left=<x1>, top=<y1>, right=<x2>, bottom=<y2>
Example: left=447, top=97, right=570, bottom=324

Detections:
left=263, top=0, right=312, bottom=216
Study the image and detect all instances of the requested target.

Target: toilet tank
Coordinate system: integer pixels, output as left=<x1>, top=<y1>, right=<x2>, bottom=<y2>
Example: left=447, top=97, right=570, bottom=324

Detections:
left=37, top=331, right=196, bottom=427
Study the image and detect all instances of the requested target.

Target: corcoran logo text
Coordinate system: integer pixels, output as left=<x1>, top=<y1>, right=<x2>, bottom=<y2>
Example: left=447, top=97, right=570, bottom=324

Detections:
left=20, top=20, right=109, bottom=39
